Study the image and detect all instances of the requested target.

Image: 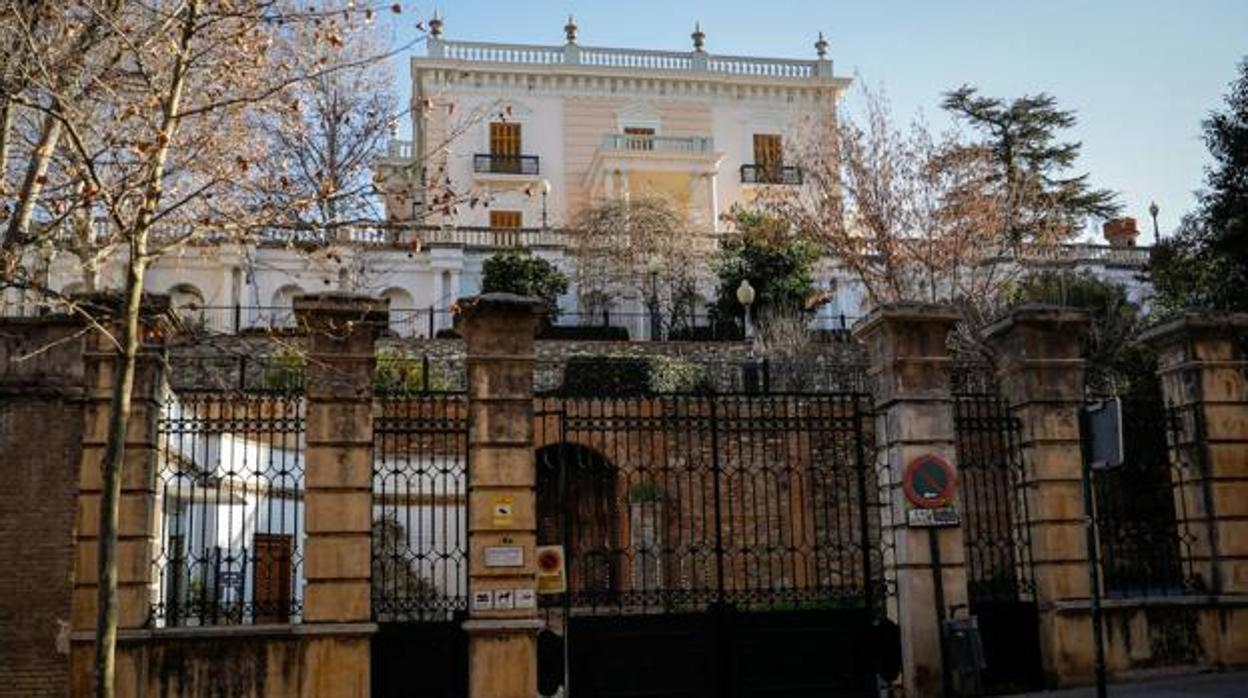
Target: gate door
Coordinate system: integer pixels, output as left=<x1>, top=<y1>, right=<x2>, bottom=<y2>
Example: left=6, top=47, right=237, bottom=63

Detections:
left=371, top=391, right=469, bottom=698
left=954, top=367, right=1044, bottom=693
left=535, top=392, right=888, bottom=698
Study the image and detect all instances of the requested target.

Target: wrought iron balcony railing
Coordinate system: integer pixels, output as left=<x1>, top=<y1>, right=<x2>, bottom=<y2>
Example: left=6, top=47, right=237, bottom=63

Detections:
left=740, top=164, right=803, bottom=185
left=473, top=153, right=540, bottom=175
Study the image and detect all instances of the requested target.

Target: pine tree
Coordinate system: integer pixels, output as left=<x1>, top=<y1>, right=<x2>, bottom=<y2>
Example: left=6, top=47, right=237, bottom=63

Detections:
left=942, top=86, right=1120, bottom=243
left=1150, top=58, right=1248, bottom=312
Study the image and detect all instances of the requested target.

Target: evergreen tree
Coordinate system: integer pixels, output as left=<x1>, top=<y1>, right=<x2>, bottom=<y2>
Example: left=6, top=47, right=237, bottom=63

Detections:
left=480, top=249, right=569, bottom=319
left=1150, top=58, right=1248, bottom=312
left=943, top=86, right=1121, bottom=243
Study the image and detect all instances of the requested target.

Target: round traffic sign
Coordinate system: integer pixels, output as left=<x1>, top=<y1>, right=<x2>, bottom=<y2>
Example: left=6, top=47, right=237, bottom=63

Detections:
left=902, top=454, right=957, bottom=508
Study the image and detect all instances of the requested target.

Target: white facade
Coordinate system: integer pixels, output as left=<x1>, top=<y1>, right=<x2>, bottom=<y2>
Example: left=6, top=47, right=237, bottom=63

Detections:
left=11, top=21, right=1155, bottom=332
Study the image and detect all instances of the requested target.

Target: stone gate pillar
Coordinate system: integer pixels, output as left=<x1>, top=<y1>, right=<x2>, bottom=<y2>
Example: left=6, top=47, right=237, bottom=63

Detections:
left=1141, top=313, right=1248, bottom=665
left=69, top=295, right=173, bottom=696
left=294, top=293, right=389, bottom=698
left=983, top=306, right=1092, bottom=685
left=459, top=293, right=545, bottom=698
left=855, top=304, right=971, bottom=698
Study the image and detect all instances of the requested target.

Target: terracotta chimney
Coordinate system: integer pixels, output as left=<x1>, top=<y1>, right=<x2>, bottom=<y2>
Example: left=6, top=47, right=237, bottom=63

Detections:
left=1102, top=217, right=1140, bottom=247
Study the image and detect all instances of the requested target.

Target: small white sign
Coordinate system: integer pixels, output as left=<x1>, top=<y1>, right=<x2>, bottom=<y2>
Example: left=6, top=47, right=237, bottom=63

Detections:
left=907, top=507, right=962, bottom=528
left=493, top=589, right=515, bottom=609
left=484, top=545, right=525, bottom=568
left=472, top=590, right=495, bottom=611
left=514, top=588, right=536, bottom=609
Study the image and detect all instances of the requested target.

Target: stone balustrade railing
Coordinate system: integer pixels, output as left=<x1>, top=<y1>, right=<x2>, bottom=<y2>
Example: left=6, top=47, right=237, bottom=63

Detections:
left=427, top=38, right=827, bottom=81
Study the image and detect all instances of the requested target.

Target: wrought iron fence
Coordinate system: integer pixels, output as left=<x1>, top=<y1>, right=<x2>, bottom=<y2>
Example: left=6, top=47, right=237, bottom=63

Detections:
left=372, top=391, right=470, bottom=622
left=952, top=365, right=1036, bottom=603
left=1092, top=395, right=1202, bottom=597
left=152, top=389, right=306, bottom=626
left=533, top=392, right=880, bottom=616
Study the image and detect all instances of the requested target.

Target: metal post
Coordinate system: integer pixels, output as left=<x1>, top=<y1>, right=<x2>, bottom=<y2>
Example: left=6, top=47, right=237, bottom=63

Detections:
left=1079, top=409, right=1109, bottom=698
left=930, top=529, right=953, bottom=698
left=233, top=303, right=242, bottom=333
left=428, top=305, right=436, bottom=338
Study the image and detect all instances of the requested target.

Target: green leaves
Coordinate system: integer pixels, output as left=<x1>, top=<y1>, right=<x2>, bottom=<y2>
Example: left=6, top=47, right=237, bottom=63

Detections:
left=481, top=249, right=569, bottom=319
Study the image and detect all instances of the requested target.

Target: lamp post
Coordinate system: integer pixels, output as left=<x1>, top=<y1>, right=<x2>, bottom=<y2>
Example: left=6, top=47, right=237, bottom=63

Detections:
left=1149, top=201, right=1160, bottom=243
left=736, top=279, right=756, bottom=346
left=540, top=178, right=551, bottom=229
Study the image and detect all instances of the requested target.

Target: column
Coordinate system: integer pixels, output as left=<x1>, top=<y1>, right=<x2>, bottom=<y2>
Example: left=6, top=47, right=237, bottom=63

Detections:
left=294, top=293, right=388, bottom=697
left=1141, top=313, right=1248, bottom=663
left=983, top=306, right=1093, bottom=684
left=459, top=293, right=545, bottom=698
left=854, top=304, right=970, bottom=698
left=70, top=295, right=173, bottom=695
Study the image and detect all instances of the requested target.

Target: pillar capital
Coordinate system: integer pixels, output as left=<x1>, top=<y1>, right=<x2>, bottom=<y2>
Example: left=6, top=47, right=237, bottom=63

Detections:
left=983, top=305, right=1090, bottom=407
left=853, top=302, right=961, bottom=404
left=294, top=293, right=389, bottom=337
left=1139, top=312, right=1248, bottom=372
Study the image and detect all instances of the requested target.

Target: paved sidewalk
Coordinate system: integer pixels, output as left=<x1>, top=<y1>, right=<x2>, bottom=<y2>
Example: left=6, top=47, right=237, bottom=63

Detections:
left=1007, top=671, right=1248, bottom=697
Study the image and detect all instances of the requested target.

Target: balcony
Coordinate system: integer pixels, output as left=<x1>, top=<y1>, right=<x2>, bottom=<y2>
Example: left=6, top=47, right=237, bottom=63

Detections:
left=601, top=134, right=714, bottom=154
left=473, top=153, right=540, bottom=176
left=740, top=164, right=802, bottom=185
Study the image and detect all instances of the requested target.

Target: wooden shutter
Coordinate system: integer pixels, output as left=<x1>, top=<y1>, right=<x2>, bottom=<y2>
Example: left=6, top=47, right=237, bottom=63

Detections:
left=490, top=122, right=521, bottom=173
left=252, top=534, right=293, bottom=623
left=490, top=210, right=523, bottom=229
left=753, top=134, right=783, bottom=178
left=623, top=127, right=655, bottom=151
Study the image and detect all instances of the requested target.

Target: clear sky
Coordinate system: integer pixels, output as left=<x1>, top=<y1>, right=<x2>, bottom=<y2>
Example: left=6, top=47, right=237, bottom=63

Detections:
left=391, top=1, right=1247, bottom=243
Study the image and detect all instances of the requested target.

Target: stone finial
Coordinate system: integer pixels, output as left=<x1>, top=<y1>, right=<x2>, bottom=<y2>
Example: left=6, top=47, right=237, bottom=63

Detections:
left=429, top=11, right=443, bottom=38
left=815, top=32, right=829, bottom=59
left=692, top=22, right=706, bottom=52
left=564, top=14, right=578, bottom=44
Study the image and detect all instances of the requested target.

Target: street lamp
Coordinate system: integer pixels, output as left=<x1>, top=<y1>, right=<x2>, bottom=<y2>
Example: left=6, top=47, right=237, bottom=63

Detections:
left=540, top=178, right=551, bottom=229
left=1149, top=201, right=1160, bottom=243
left=736, top=279, right=756, bottom=342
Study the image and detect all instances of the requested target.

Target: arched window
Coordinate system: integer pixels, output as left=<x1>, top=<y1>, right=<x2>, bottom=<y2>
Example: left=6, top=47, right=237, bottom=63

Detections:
left=169, top=284, right=206, bottom=330
left=380, top=287, right=415, bottom=336
left=269, top=284, right=304, bottom=328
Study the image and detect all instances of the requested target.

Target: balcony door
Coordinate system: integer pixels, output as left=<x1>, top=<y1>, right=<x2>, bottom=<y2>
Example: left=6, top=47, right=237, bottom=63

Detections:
left=753, top=134, right=783, bottom=180
left=489, top=122, right=522, bottom=174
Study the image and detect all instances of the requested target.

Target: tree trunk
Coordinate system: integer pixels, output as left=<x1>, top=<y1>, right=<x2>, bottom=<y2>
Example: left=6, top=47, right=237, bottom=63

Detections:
left=93, top=241, right=146, bottom=698
left=3, top=112, right=62, bottom=251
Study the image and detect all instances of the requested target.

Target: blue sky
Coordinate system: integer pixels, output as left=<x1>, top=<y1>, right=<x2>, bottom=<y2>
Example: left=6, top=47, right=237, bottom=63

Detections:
left=390, top=1, right=1247, bottom=243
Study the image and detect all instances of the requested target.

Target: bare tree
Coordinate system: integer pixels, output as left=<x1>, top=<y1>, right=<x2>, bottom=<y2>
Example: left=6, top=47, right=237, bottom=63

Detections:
left=569, top=195, right=714, bottom=333
left=759, top=85, right=1028, bottom=315
left=0, top=3, right=426, bottom=695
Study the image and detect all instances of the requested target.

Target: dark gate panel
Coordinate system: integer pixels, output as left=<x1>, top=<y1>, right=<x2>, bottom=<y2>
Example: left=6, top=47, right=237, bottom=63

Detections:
left=953, top=365, right=1044, bottom=693
left=371, top=389, right=469, bottom=698
left=535, top=391, right=885, bottom=698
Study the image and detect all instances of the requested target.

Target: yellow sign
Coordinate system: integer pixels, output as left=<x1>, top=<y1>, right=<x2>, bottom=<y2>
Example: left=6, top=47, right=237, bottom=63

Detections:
left=536, top=545, right=566, bottom=595
left=491, top=496, right=514, bottom=527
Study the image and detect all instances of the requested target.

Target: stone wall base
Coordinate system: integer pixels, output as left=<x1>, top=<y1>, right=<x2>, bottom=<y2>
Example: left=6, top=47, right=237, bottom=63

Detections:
left=1047, top=597, right=1248, bottom=687
left=69, top=625, right=374, bottom=698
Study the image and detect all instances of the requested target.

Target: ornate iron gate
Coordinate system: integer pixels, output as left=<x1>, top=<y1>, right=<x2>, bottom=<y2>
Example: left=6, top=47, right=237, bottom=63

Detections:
left=533, top=391, right=891, bottom=698
left=953, top=366, right=1043, bottom=693
left=371, top=390, right=469, bottom=698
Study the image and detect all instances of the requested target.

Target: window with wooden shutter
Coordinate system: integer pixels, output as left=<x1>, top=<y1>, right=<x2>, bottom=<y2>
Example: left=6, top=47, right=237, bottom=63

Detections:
left=753, top=134, right=783, bottom=179
left=490, top=210, right=523, bottom=229
left=490, top=122, right=522, bottom=173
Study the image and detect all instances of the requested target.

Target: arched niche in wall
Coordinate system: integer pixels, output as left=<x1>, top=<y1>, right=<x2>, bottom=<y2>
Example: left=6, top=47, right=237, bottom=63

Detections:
left=270, top=284, right=304, bottom=328
left=380, top=287, right=415, bottom=336
left=168, top=283, right=206, bottom=330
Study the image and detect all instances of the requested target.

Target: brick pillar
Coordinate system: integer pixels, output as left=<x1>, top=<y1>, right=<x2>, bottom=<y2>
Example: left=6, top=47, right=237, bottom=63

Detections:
left=0, top=317, right=86, bottom=698
left=855, top=304, right=970, bottom=698
left=70, top=296, right=173, bottom=695
left=983, top=306, right=1093, bottom=685
left=459, top=293, right=544, bottom=698
left=1141, top=314, right=1248, bottom=598
left=294, top=293, right=388, bottom=698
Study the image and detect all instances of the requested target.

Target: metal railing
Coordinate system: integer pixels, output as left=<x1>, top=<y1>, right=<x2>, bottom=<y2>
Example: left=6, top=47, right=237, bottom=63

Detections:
left=601, top=133, right=714, bottom=153
left=472, top=153, right=540, bottom=175
left=740, top=164, right=803, bottom=185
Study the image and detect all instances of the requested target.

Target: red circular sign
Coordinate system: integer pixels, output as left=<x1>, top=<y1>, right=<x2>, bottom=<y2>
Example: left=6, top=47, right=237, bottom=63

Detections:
left=902, top=455, right=957, bottom=508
